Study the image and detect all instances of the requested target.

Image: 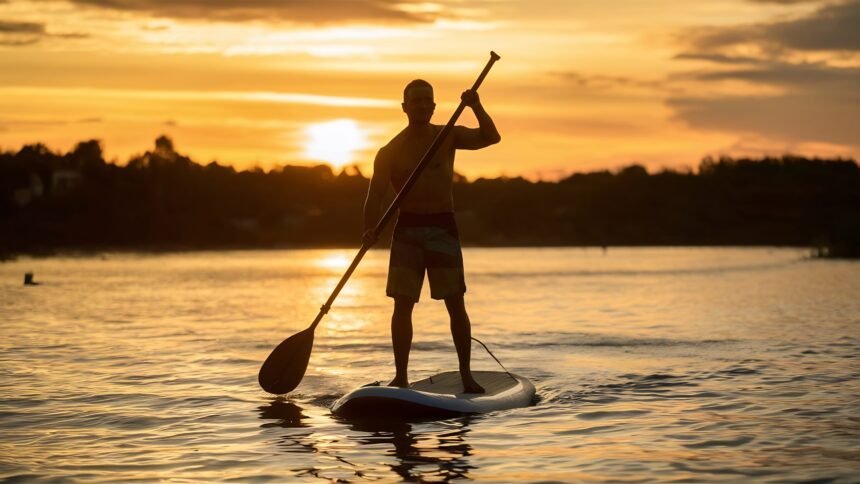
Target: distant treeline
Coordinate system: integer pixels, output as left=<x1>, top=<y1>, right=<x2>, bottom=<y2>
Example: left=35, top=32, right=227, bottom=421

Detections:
left=1, top=136, right=859, bottom=257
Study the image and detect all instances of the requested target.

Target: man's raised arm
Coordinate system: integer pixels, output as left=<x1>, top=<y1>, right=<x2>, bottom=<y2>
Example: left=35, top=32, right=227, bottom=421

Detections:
left=454, top=89, right=501, bottom=150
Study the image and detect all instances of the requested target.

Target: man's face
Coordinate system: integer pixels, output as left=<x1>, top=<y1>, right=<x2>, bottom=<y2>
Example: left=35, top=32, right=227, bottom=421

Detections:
left=402, top=86, right=435, bottom=125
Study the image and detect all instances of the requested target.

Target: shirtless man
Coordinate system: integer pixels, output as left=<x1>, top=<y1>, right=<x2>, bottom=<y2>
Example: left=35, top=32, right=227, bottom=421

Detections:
left=362, top=79, right=501, bottom=393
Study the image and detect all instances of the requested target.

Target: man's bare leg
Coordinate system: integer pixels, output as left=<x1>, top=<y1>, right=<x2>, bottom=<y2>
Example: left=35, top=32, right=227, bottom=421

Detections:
left=389, top=297, right=414, bottom=388
left=445, top=295, right=485, bottom=394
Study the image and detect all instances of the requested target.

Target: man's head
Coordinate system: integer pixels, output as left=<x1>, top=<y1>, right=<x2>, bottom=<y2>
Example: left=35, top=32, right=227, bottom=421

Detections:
left=402, top=79, right=435, bottom=126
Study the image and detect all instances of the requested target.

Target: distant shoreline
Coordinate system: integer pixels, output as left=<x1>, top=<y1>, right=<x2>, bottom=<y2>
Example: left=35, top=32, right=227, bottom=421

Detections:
left=1, top=243, right=830, bottom=263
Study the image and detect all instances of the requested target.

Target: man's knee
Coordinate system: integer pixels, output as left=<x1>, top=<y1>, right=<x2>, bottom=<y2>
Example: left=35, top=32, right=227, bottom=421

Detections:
left=393, top=297, right=415, bottom=320
left=444, top=295, right=467, bottom=317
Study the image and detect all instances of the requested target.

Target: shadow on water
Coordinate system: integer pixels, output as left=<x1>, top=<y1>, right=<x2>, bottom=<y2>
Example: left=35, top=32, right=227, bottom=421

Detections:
left=257, top=398, right=309, bottom=429
left=346, top=416, right=476, bottom=481
left=257, top=399, right=477, bottom=482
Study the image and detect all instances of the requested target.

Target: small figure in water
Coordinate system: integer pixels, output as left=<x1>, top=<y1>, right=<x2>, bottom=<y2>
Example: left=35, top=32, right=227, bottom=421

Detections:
left=24, top=272, right=39, bottom=285
left=363, top=79, right=501, bottom=394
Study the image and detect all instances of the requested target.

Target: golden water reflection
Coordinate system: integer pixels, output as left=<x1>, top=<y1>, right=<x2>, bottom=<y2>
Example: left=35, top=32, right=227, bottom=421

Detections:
left=307, top=249, right=379, bottom=337
left=2, top=248, right=857, bottom=481
left=310, top=275, right=373, bottom=336
left=257, top=400, right=475, bottom=481
left=316, top=252, right=352, bottom=271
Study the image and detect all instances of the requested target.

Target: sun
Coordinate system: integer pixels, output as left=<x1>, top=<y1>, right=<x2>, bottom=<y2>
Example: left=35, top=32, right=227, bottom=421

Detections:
left=304, top=119, right=367, bottom=168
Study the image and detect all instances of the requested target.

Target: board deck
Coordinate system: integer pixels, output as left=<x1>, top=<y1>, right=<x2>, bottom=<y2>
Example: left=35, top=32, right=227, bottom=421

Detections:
left=410, top=370, right=519, bottom=395
left=331, top=370, right=535, bottom=419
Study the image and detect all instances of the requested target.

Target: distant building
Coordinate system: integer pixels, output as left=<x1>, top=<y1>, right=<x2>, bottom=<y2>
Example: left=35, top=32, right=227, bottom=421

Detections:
left=10, top=169, right=82, bottom=206
left=51, top=169, right=82, bottom=194
left=12, top=173, right=44, bottom=207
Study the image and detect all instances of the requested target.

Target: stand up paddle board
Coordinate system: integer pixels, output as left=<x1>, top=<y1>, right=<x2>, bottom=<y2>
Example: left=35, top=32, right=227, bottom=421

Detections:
left=331, top=370, right=535, bottom=419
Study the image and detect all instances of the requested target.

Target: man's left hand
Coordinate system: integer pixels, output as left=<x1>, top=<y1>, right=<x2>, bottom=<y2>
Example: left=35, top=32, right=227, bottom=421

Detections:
left=461, top=89, right=480, bottom=107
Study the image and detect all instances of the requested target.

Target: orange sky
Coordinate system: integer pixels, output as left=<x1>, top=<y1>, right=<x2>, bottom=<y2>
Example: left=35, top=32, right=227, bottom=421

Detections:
left=1, top=0, right=858, bottom=179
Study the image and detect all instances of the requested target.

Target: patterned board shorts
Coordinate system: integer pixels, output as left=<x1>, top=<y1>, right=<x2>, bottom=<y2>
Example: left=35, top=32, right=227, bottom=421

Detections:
left=386, top=212, right=466, bottom=302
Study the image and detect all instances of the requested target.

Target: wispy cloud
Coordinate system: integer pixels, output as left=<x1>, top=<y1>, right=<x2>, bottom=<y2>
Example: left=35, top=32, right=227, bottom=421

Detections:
left=0, top=116, right=103, bottom=127
left=553, top=72, right=665, bottom=92
left=0, top=19, right=42, bottom=45
left=34, top=0, right=452, bottom=24
left=0, top=20, right=44, bottom=33
left=667, top=0, right=860, bottom=149
left=667, top=91, right=859, bottom=147
left=747, top=0, right=825, bottom=4
left=673, top=53, right=768, bottom=65
left=0, top=86, right=398, bottom=109
left=688, top=0, right=860, bottom=52
left=0, top=19, right=88, bottom=45
left=676, top=60, right=860, bottom=89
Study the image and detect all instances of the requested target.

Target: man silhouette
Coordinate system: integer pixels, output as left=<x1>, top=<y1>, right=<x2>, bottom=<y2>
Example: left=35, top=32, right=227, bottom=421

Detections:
left=363, top=79, right=501, bottom=393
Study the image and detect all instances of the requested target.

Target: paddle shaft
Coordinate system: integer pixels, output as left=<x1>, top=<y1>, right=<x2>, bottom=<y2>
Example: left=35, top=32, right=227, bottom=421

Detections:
left=308, top=51, right=501, bottom=331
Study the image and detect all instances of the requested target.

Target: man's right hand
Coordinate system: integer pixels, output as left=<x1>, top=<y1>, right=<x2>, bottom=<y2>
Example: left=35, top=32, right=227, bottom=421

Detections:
left=362, top=229, right=378, bottom=247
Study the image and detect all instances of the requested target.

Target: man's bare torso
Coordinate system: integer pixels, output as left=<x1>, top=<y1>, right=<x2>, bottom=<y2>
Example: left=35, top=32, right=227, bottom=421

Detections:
left=379, top=123, right=456, bottom=213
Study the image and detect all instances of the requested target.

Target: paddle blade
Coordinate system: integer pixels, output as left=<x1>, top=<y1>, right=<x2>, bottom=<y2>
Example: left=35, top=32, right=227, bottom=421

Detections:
left=258, top=327, right=315, bottom=394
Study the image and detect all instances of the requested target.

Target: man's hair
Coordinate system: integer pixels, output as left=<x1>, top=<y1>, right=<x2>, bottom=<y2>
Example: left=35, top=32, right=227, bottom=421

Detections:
left=403, top=79, right=433, bottom=101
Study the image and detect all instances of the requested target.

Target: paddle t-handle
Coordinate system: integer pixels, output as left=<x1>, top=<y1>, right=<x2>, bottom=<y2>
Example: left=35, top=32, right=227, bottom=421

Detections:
left=258, top=52, right=501, bottom=395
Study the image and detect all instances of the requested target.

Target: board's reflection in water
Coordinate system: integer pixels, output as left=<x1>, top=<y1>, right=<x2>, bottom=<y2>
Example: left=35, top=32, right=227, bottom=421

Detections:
left=258, top=399, right=476, bottom=481
left=349, top=417, right=476, bottom=481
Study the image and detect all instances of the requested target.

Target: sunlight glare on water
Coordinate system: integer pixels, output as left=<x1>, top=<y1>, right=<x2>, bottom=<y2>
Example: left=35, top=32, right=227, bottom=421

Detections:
left=1, top=248, right=858, bottom=482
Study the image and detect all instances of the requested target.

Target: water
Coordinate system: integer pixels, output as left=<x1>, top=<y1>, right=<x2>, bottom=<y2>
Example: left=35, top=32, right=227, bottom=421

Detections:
left=1, top=248, right=858, bottom=482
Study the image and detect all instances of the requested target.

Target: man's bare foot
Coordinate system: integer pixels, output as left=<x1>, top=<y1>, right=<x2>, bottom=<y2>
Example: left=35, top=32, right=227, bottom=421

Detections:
left=388, top=376, right=409, bottom=388
left=461, top=375, right=485, bottom=394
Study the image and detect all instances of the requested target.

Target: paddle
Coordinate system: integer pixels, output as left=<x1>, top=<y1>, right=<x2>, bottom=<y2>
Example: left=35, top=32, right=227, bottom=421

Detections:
left=258, top=51, right=502, bottom=395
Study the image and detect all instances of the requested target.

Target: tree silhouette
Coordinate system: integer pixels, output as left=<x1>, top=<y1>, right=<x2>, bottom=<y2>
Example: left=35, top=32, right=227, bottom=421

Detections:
left=1, top=136, right=858, bottom=257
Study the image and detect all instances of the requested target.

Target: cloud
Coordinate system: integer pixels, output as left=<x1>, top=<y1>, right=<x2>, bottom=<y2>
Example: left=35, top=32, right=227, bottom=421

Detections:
left=41, top=0, right=446, bottom=24
left=673, top=53, right=764, bottom=65
left=0, top=20, right=88, bottom=46
left=0, top=38, right=40, bottom=46
left=668, top=93, right=859, bottom=147
left=689, top=0, right=860, bottom=52
left=668, top=59, right=860, bottom=147
left=678, top=61, right=860, bottom=89
left=0, top=20, right=44, bottom=45
left=668, top=1, right=860, bottom=148
left=766, top=0, right=860, bottom=51
left=747, top=0, right=824, bottom=4
left=552, top=71, right=666, bottom=93
left=0, top=20, right=45, bottom=34
left=0, top=117, right=104, bottom=127
left=53, top=32, right=90, bottom=39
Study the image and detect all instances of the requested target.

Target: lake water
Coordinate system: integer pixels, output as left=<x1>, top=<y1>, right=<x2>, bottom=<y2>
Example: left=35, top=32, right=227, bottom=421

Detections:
left=1, top=248, right=858, bottom=482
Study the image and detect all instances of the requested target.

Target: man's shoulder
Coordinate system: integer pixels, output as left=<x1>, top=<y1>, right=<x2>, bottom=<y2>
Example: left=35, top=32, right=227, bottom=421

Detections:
left=378, top=127, right=411, bottom=158
left=430, top=123, right=447, bottom=136
left=380, top=128, right=407, bottom=151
